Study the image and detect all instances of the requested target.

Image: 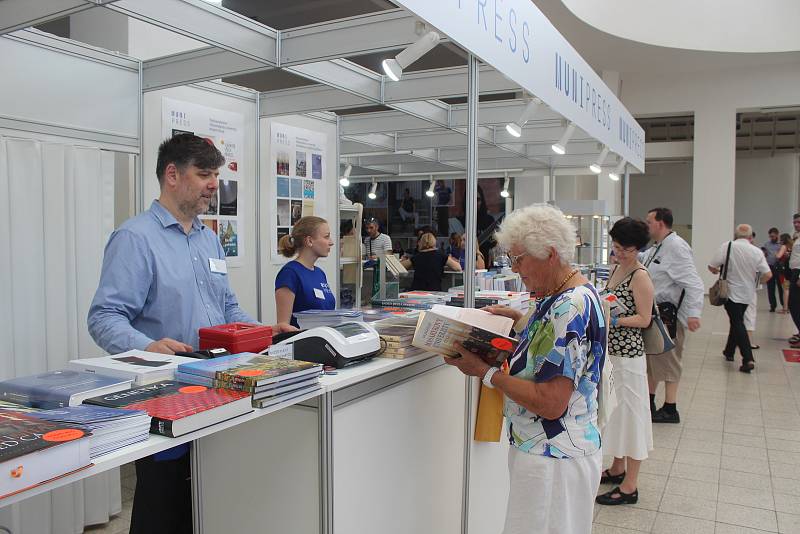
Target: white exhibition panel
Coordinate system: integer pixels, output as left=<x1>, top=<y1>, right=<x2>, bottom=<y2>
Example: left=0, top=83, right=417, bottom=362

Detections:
left=391, top=0, right=645, bottom=171
left=331, top=365, right=466, bottom=534
left=0, top=30, right=139, bottom=151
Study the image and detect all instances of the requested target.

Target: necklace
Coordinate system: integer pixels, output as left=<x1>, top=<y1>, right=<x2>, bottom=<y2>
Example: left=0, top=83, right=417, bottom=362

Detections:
left=544, top=269, right=579, bottom=297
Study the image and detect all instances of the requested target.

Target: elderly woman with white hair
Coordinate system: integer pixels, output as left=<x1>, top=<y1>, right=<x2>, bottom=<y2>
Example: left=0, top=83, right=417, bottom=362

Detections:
left=444, top=203, right=606, bottom=534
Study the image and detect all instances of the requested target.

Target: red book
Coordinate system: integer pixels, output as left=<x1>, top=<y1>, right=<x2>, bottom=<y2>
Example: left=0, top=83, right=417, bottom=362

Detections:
left=84, top=381, right=251, bottom=437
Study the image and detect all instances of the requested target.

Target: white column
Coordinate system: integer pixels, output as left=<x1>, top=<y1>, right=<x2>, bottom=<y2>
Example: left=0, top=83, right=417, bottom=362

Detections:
left=692, top=104, right=737, bottom=288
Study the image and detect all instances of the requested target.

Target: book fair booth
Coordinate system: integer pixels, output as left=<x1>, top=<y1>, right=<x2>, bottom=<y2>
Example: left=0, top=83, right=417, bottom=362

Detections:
left=0, top=1, right=644, bottom=533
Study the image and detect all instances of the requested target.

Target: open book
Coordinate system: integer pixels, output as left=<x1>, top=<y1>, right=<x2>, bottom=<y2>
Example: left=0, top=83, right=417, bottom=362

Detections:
left=411, top=305, right=519, bottom=365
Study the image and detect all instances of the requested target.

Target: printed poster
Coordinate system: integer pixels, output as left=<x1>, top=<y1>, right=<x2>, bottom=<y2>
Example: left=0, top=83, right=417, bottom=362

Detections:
left=270, top=123, right=327, bottom=262
left=162, top=97, right=245, bottom=267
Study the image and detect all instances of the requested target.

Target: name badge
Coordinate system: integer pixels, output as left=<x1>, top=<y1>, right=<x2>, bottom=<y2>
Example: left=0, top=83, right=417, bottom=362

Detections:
left=314, top=288, right=325, bottom=299
left=209, top=258, right=228, bottom=274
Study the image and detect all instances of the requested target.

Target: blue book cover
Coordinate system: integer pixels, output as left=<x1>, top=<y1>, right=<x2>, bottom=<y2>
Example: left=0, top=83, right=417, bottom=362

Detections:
left=35, top=405, right=147, bottom=424
left=176, top=353, right=260, bottom=379
left=0, top=370, right=132, bottom=409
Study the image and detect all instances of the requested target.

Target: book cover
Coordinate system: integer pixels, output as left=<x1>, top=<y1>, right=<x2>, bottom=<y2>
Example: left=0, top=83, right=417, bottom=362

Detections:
left=373, top=325, right=415, bottom=342
left=0, top=409, right=90, bottom=463
left=176, top=353, right=262, bottom=379
left=0, top=370, right=132, bottom=409
left=175, top=370, right=321, bottom=395
left=411, top=305, right=518, bottom=364
left=214, top=355, right=323, bottom=389
left=68, top=351, right=198, bottom=385
left=84, top=381, right=250, bottom=437
left=34, top=405, right=147, bottom=425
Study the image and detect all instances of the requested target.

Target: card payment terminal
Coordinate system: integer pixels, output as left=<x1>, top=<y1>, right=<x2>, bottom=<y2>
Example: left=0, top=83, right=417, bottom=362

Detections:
left=270, top=322, right=382, bottom=368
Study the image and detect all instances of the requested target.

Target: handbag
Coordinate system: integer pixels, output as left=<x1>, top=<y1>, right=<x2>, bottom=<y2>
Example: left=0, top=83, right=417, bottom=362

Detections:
left=643, top=303, right=676, bottom=355
left=657, top=290, right=684, bottom=339
left=709, top=242, right=732, bottom=306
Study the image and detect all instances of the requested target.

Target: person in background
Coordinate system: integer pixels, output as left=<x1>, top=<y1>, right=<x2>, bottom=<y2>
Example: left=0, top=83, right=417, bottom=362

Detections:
left=434, top=180, right=452, bottom=236
left=400, top=232, right=461, bottom=291
left=476, top=185, right=498, bottom=266
left=709, top=224, right=771, bottom=373
left=596, top=218, right=654, bottom=507
left=746, top=230, right=761, bottom=349
left=275, top=216, right=336, bottom=330
left=398, top=188, right=417, bottom=228
left=641, top=207, right=704, bottom=423
left=444, top=203, right=606, bottom=534
left=363, top=217, right=392, bottom=259
left=777, top=233, right=793, bottom=314
left=762, top=227, right=783, bottom=312
left=87, top=134, right=291, bottom=534
left=787, top=214, right=800, bottom=347
left=447, top=233, right=486, bottom=270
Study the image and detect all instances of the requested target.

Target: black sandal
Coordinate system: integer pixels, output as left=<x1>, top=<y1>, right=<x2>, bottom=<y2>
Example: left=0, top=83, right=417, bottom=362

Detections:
left=739, top=361, right=755, bottom=373
left=596, top=486, right=638, bottom=505
left=600, top=469, right=625, bottom=485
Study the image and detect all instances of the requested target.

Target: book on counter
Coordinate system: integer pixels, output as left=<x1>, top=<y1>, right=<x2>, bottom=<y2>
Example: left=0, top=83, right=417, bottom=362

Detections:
left=67, top=350, right=198, bottom=386
left=0, top=409, right=91, bottom=499
left=412, top=304, right=518, bottom=365
left=0, top=370, right=133, bottom=409
left=175, top=371, right=319, bottom=401
left=33, top=405, right=150, bottom=459
left=178, top=354, right=322, bottom=389
left=293, top=309, right=363, bottom=330
left=83, top=381, right=252, bottom=438
left=252, top=382, right=322, bottom=409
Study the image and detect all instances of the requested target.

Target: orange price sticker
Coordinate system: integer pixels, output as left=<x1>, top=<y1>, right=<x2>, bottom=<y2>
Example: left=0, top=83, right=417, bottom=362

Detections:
left=236, top=369, right=264, bottom=377
left=490, top=338, right=513, bottom=351
left=43, top=428, right=85, bottom=442
left=178, top=385, right=207, bottom=394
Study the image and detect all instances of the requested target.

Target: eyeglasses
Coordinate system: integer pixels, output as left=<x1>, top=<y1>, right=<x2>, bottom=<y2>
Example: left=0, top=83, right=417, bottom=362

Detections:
left=612, top=243, right=638, bottom=254
left=509, top=251, right=528, bottom=266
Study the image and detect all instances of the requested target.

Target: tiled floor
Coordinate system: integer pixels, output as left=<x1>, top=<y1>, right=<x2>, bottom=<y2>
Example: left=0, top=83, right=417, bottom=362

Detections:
left=87, top=297, right=800, bottom=534
left=593, top=297, right=800, bottom=534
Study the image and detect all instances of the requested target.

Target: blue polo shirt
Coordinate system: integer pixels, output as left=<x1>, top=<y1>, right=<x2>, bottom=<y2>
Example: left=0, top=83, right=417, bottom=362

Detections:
left=275, top=260, right=336, bottom=327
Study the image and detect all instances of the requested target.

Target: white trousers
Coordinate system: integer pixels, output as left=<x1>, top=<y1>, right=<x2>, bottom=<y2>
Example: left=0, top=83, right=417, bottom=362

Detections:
left=502, top=448, right=601, bottom=534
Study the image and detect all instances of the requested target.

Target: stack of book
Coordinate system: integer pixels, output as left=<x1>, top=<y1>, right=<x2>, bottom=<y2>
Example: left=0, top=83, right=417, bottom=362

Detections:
left=175, top=353, right=323, bottom=409
left=0, top=370, right=133, bottom=409
left=68, top=351, right=198, bottom=386
left=447, top=290, right=531, bottom=311
left=0, top=408, right=91, bottom=499
left=34, top=405, right=150, bottom=459
left=293, top=309, right=363, bottom=330
left=399, top=290, right=452, bottom=303
left=374, top=324, right=424, bottom=359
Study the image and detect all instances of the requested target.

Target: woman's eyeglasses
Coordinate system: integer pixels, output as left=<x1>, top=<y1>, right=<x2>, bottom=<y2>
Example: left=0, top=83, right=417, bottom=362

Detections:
left=509, top=252, right=528, bottom=266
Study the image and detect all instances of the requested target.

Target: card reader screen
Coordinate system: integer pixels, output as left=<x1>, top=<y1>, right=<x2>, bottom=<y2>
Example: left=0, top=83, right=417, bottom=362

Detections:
left=331, top=323, right=368, bottom=338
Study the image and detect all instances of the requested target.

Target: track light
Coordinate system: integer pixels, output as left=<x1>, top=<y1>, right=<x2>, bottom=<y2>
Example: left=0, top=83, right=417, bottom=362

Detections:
left=500, top=176, right=511, bottom=198
left=425, top=179, right=435, bottom=198
left=589, top=146, right=610, bottom=174
left=505, top=98, right=542, bottom=138
left=382, top=31, right=441, bottom=82
left=551, top=122, right=576, bottom=155
left=339, top=164, right=352, bottom=187
left=368, top=180, right=378, bottom=200
left=608, top=159, right=626, bottom=181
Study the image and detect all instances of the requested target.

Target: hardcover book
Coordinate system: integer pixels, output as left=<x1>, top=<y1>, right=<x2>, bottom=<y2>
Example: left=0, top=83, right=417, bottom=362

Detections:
left=214, top=355, right=323, bottom=389
left=0, top=370, right=133, bottom=409
left=68, top=351, right=198, bottom=385
left=84, top=381, right=252, bottom=438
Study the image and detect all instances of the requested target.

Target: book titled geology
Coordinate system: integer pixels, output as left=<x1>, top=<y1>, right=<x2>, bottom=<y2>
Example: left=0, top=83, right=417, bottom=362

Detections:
left=84, top=381, right=252, bottom=438
left=0, top=370, right=133, bottom=409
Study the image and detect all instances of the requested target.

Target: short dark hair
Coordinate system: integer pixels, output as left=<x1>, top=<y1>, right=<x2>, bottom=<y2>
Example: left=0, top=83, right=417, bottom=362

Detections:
left=156, top=134, right=225, bottom=184
left=769, top=227, right=779, bottom=234
left=610, top=217, right=651, bottom=250
left=648, top=207, right=673, bottom=228
left=794, top=213, right=800, bottom=221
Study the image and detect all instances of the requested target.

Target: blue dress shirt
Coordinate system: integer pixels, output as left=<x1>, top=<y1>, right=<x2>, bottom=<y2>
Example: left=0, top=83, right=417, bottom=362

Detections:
left=88, top=200, right=255, bottom=354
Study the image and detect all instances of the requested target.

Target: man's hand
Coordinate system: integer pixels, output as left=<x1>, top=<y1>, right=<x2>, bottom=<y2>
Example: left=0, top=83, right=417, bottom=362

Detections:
left=273, top=322, right=300, bottom=334
left=146, top=338, right=193, bottom=355
left=442, top=342, right=492, bottom=378
left=708, top=265, right=720, bottom=275
left=687, top=317, right=701, bottom=332
left=483, top=305, right=523, bottom=323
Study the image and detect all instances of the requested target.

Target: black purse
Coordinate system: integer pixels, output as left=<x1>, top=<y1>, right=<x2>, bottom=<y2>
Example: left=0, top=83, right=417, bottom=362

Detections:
left=657, top=291, right=684, bottom=340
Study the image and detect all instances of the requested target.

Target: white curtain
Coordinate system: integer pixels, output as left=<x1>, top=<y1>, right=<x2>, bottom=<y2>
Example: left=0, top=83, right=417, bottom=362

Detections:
left=0, top=137, right=122, bottom=533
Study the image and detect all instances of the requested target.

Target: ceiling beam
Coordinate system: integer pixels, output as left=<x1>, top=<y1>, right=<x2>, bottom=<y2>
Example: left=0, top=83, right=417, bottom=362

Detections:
left=143, top=47, right=269, bottom=92
left=285, top=58, right=382, bottom=103
left=0, top=0, right=111, bottom=36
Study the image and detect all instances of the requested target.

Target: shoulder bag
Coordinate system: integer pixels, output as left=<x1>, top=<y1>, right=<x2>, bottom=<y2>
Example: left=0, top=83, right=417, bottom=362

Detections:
left=709, top=242, right=732, bottom=306
left=643, top=302, right=677, bottom=355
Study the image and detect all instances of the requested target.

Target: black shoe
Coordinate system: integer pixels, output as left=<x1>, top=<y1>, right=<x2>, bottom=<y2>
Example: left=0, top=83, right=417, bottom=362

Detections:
left=652, top=407, right=680, bottom=424
left=723, top=352, right=734, bottom=362
left=739, top=361, right=755, bottom=374
left=770, top=308, right=776, bottom=313
left=596, top=486, right=638, bottom=506
left=600, top=469, right=625, bottom=485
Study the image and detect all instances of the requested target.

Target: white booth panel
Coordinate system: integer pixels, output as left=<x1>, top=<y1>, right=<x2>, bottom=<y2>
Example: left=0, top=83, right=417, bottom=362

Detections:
left=331, top=365, right=466, bottom=534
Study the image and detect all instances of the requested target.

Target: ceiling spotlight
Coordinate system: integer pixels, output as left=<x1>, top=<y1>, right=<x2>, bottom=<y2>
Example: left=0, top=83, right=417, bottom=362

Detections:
left=608, top=159, right=626, bottom=181
left=589, top=146, right=610, bottom=174
left=368, top=180, right=378, bottom=200
left=339, top=164, right=352, bottom=187
left=551, top=122, right=576, bottom=155
left=500, top=176, right=511, bottom=198
left=382, top=31, right=441, bottom=82
left=505, top=97, right=543, bottom=138
left=425, top=179, right=435, bottom=198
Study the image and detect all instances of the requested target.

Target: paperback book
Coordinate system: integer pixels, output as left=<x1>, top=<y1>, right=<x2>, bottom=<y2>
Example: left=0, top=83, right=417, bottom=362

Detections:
left=0, top=370, right=132, bottom=409
left=68, top=351, right=198, bottom=385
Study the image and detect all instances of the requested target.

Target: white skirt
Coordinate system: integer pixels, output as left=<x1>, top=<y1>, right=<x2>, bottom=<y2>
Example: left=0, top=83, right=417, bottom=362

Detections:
left=502, top=448, right=601, bottom=534
left=602, top=354, right=653, bottom=461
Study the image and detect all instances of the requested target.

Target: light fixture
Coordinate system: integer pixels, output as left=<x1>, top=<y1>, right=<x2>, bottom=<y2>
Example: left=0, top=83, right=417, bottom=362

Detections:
left=500, top=175, right=511, bottom=198
left=368, top=180, right=378, bottom=200
left=339, top=164, right=352, bottom=187
left=589, top=146, right=610, bottom=174
left=608, top=159, right=626, bottom=181
left=382, top=31, right=441, bottom=82
left=425, top=179, right=435, bottom=198
left=505, top=98, right=542, bottom=138
left=551, top=122, right=576, bottom=155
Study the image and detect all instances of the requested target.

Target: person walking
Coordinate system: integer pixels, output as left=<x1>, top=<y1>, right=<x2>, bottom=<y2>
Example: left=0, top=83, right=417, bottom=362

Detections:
left=641, top=208, right=704, bottom=424
left=709, top=224, right=771, bottom=373
left=777, top=233, right=793, bottom=314
left=762, top=227, right=783, bottom=312
left=788, top=214, right=800, bottom=346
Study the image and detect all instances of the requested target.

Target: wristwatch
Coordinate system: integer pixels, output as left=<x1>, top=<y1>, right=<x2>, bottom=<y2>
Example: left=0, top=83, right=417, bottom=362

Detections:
left=482, top=366, right=500, bottom=389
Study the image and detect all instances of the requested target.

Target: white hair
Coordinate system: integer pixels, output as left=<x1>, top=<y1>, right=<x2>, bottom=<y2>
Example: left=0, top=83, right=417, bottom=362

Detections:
left=735, top=223, right=753, bottom=239
left=495, top=203, right=576, bottom=265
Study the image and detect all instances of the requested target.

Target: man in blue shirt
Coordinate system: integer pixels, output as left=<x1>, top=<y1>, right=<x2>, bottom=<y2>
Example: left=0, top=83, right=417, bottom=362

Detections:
left=88, top=134, right=284, bottom=534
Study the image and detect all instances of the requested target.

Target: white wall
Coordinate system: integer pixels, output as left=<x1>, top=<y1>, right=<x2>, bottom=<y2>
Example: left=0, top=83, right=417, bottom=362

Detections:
left=629, top=161, right=693, bottom=224
left=735, top=154, right=800, bottom=241
left=259, top=115, right=338, bottom=324
left=142, top=84, right=260, bottom=320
